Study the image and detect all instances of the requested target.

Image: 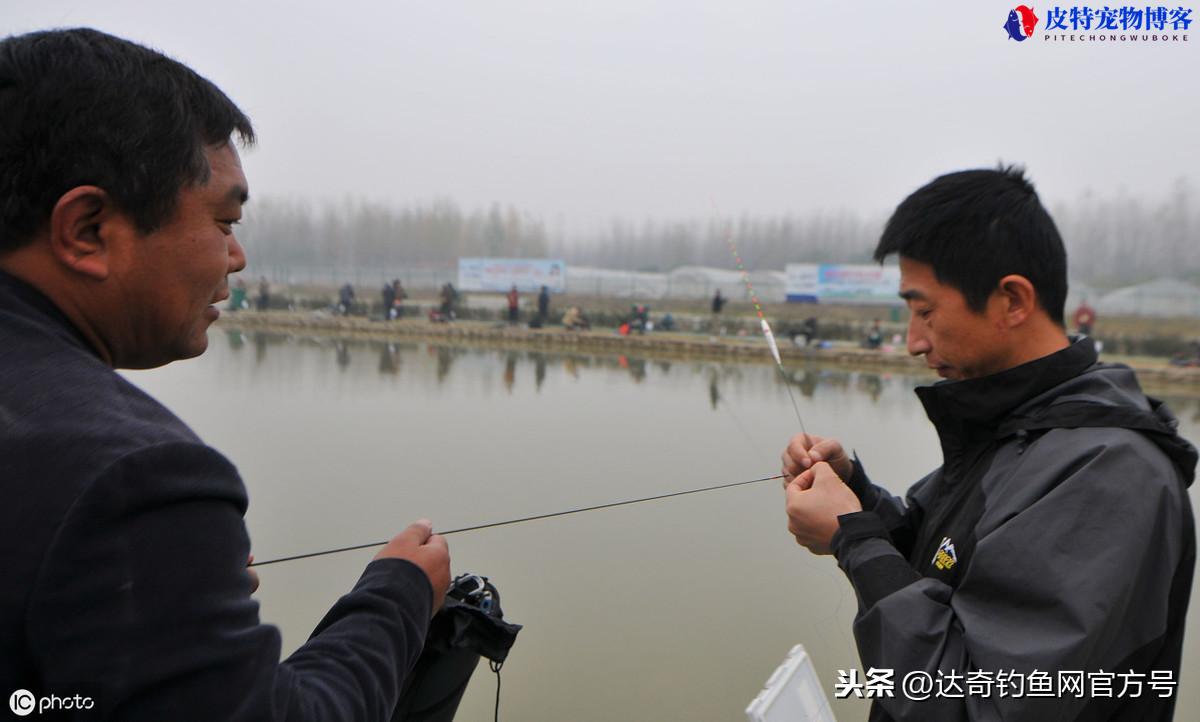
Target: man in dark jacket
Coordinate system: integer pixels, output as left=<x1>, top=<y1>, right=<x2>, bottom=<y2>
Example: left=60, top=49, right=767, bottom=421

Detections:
left=0, top=28, right=450, bottom=720
left=781, top=168, right=1196, bottom=721
left=382, top=281, right=397, bottom=319
left=537, top=285, right=550, bottom=321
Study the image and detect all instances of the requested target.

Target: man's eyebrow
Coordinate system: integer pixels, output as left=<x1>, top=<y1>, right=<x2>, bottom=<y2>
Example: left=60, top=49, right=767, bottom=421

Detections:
left=899, top=289, right=926, bottom=302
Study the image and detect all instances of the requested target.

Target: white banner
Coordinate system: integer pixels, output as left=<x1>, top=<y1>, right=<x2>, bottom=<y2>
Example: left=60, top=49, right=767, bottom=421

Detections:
left=785, top=264, right=819, bottom=302
left=786, top=263, right=901, bottom=305
left=458, top=258, right=567, bottom=293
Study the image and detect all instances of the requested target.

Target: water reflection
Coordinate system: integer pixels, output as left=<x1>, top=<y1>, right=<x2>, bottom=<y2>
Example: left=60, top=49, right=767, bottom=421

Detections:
left=223, top=331, right=1200, bottom=424
left=504, top=354, right=516, bottom=393
left=434, top=346, right=458, bottom=383
left=857, top=372, right=885, bottom=403
left=617, top=355, right=647, bottom=383
left=378, top=343, right=401, bottom=375
left=221, top=331, right=976, bottom=415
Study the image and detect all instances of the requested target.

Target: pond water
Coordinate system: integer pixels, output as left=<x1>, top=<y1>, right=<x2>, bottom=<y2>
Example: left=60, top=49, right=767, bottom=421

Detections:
left=123, top=330, right=1200, bottom=721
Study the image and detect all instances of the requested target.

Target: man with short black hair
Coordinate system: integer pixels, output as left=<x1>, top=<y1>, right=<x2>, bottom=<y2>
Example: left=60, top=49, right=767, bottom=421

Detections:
left=781, top=167, right=1195, bottom=721
left=0, top=28, right=449, bottom=720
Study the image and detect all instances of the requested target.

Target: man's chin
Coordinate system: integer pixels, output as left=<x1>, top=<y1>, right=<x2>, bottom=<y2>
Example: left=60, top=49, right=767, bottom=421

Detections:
left=121, top=338, right=207, bottom=369
left=144, top=330, right=210, bottom=368
left=182, top=329, right=212, bottom=360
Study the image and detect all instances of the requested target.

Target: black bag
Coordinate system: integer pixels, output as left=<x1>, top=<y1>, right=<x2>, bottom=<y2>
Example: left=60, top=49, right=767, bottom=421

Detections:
left=392, top=574, right=522, bottom=722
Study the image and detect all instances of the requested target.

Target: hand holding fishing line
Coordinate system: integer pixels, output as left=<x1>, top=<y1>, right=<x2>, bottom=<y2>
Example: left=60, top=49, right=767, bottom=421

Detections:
left=779, top=428, right=863, bottom=557
left=785, top=462, right=862, bottom=555
left=781, top=433, right=855, bottom=489
left=373, top=518, right=452, bottom=613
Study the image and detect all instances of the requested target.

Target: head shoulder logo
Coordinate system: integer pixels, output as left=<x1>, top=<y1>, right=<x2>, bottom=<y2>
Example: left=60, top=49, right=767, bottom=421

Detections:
left=1005, top=5, right=1041, bottom=40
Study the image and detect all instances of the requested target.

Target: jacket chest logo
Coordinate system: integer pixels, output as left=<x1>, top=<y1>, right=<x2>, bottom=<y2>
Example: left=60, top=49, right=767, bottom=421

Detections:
left=932, top=536, right=958, bottom=571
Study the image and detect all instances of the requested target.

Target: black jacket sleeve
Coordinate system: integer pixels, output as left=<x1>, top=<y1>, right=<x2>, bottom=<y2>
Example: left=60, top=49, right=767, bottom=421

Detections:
left=843, top=454, right=928, bottom=559
left=26, top=442, right=432, bottom=721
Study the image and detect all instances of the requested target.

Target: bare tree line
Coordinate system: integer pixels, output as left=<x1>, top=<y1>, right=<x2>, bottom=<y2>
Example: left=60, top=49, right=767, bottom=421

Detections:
left=549, top=209, right=881, bottom=271
left=239, top=181, right=1197, bottom=287
left=1049, top=177, right=1195, bottom=286
left=239, top=197, right=551, bottom=271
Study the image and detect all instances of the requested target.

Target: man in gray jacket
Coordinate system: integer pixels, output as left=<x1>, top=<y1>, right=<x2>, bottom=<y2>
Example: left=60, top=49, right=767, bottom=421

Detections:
left=782, top=167, right=1196, bottom=721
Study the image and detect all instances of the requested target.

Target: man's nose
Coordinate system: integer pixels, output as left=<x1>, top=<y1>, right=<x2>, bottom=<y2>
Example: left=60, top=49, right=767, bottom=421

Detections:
left=906, top=315, right=931, bottom=356
left=228, top=233, right=247, bottom=274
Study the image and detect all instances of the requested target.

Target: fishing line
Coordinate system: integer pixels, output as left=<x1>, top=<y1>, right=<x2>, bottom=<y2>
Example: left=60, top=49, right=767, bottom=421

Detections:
left=722, top=228, right=809, bottom=439
left=249, top=472, right=785, bottom=568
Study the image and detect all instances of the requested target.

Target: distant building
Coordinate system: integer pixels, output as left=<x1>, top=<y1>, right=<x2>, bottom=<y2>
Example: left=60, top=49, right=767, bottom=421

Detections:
left=1097, top=278, right=1200, bottom=318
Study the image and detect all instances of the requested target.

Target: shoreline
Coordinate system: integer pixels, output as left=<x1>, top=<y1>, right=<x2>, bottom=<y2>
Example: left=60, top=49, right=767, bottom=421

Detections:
left=215, top=311, right=1200, bottom=393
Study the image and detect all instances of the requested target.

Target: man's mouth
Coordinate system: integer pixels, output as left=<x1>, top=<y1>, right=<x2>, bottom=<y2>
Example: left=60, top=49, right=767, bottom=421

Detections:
left=926, top=360, right=951, bottom=376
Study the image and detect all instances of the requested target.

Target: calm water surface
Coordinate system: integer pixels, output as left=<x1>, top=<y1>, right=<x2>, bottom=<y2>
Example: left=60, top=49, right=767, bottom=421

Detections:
left=124, top=330, right=1200, bottom=721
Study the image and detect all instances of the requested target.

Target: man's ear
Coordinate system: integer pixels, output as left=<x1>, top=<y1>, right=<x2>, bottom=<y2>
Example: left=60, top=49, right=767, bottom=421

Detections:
left=47, top=186, right=127, bottom=280
left=995, top=274, right=1038, bottom=328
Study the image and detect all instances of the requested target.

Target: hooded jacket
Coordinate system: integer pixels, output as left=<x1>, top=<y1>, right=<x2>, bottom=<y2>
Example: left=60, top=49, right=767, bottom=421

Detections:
left=831, top=338, right=1197, bottom=721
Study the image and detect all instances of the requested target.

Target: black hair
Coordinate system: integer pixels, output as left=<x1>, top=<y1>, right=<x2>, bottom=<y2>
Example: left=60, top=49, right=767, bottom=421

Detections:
left=0, top=28, right=254, bottom=251
left=873, top=166, right=1067, bottom=326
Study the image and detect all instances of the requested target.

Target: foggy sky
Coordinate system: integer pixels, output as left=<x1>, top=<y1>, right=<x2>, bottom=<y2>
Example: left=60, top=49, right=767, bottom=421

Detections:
left=4, top=1, right=1196, bottom=235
